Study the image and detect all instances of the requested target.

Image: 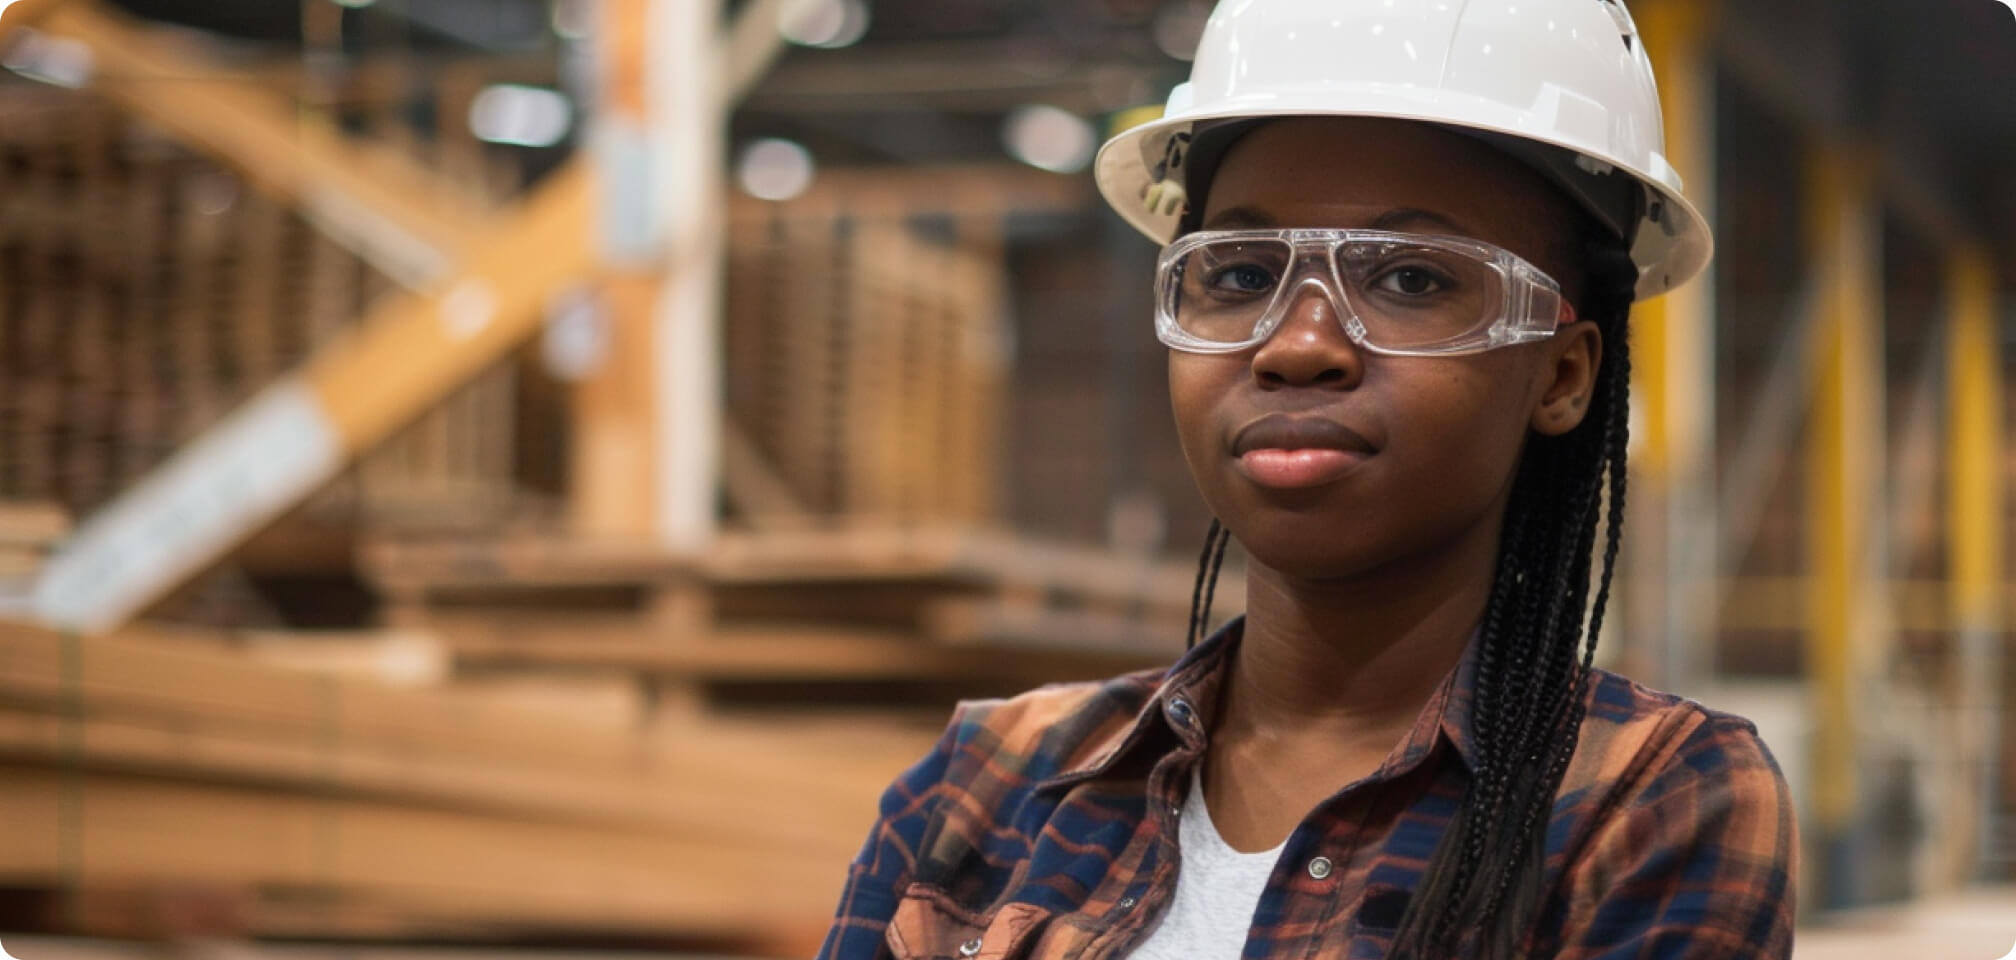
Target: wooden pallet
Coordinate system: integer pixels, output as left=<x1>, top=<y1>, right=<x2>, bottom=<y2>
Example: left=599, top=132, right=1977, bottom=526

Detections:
left=362, top=529, right=1229, bottom=688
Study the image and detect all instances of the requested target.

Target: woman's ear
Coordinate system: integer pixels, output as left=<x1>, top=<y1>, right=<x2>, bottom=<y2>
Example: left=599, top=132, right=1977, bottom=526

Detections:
left=1531, top=321, right=1602, bottom=436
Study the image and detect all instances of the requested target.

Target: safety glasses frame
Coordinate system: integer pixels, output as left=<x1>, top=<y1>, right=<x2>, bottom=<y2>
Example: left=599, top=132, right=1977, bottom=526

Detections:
left=1153, top=228, right=1576, bottom=357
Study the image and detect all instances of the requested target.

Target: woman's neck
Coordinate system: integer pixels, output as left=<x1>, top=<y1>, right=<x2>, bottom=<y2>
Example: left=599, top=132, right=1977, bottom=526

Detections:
left=1222, top=532, right=1498, bottom=741
left=1197, top=532, right=1500, bottom=852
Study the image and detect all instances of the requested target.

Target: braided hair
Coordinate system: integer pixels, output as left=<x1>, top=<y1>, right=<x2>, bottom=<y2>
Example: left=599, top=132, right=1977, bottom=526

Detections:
left=1183, top=240, right=1641, bottom=960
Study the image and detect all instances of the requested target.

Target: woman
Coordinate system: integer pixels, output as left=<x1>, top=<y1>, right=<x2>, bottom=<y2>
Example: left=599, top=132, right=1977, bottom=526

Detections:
left=820, top=2, right=1796, bottom=958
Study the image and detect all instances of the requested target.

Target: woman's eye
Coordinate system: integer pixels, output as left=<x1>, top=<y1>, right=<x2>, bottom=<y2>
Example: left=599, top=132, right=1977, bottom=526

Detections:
left=1373, top=265, right=1449, bottom=297
left=1208, top=264, right=1278, bottom=293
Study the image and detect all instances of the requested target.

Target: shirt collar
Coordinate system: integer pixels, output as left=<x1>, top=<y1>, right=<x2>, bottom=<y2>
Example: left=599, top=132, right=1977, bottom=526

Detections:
left=1035, top=616, right=1481, bottom=792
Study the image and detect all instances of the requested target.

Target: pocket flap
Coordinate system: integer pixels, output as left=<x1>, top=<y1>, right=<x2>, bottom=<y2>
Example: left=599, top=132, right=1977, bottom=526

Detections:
left=885, top=886, right=1052, bottom=960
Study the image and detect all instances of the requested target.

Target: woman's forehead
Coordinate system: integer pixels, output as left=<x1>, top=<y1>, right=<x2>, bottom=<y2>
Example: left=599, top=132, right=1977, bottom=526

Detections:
left=1201, top=117, right=1575, bottom=260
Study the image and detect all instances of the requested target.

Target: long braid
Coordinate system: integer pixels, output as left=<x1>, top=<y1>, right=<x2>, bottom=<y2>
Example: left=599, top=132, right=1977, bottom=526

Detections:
left=1198, top=524, right=1232, bottom=642
left=1187, top=518, right=1226, bottom=651
left=1384, top=243, right=1640, bottom=960
left=1484, top=298, right=1635, bottom=934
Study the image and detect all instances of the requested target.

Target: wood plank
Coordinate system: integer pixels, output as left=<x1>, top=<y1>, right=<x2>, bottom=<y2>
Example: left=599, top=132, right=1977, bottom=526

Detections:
left=0, top=767, right=865, bottom=937
left=0, top=705, right=915, bottom=844
left=436, top=622, right=1166, bottom=681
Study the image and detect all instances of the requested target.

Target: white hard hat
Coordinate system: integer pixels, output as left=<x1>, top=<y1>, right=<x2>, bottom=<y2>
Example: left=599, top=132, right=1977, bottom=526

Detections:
left=1095, top=0, right=1711, bottom=301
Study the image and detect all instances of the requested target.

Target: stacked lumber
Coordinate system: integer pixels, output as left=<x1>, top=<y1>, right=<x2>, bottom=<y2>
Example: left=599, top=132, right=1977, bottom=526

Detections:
left=0, top=81, right=532, bottom=553
left=364, top=528, right=1231, bottom=701
left=0, top=620, right=938, bottom=946
left=722, top=170, right=1068, bottom=530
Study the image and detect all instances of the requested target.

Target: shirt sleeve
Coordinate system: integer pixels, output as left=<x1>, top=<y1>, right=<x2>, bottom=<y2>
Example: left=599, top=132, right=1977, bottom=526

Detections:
left=1553, top=712, right=1799, bottom=960
left=815, top=708, right=965, bottom=960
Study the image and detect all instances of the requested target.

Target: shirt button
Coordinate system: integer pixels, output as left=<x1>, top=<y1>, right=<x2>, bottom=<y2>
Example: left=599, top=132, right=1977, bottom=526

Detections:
left=1117, top=895, right=1138, bottom=910
left=958, top=937, right=983, bottom=957
left=1307, top=856, right=1334, bottom=880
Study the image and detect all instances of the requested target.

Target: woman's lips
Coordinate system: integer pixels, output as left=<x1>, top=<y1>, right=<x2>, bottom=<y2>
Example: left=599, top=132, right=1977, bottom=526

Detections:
left=1229, top=415, right=1377, bottom=488
left=1236, top=448, right=1368, bottom=488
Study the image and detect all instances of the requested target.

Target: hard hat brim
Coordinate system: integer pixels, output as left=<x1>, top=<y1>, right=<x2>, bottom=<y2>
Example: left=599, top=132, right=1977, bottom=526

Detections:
left=1095, top=91, right=1713, bottom=302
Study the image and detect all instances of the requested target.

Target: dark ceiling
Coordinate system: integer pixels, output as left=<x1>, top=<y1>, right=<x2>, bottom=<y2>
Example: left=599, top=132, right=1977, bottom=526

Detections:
left=86, top=0, right=2016, bottom=254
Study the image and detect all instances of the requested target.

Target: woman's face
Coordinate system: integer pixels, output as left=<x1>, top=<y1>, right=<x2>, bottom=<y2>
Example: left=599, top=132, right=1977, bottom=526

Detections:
left=1168, top=117, right=1602, bottom=580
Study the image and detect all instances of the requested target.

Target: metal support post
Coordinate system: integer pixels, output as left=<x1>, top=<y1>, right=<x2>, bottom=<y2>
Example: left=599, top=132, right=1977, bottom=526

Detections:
left=1945, top=247, right=2006, bottom=883
left=1628, top=0, right=1719, bottom=690
left=1804, top=147, right=1886, bottom=908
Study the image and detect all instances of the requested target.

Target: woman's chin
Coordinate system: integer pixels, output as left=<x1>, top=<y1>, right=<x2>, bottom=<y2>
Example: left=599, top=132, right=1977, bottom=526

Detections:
left=1225, top=525, right=1391, bottom=584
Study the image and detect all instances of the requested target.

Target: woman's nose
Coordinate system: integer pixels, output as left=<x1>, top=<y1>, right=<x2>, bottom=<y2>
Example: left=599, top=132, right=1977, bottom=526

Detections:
left=1250, top=281, right=1364, bottom=389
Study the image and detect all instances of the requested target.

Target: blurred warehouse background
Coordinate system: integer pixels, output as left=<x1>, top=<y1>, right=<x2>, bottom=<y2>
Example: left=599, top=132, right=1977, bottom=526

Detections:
left=0, top=0, right=2013, bottom=956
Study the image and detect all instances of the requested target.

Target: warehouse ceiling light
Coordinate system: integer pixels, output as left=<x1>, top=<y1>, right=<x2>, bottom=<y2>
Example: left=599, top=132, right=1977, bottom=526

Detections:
left=1152, top=1, right=1211, bottom=61
left=1004, top=104, right=1096, bottom=174
left=779, top=0, right=870, bottom=49
left=550, top=0, right=590, bottom=40
left=467, top=84, right=573, bottom=148
left=738, top=138, right=816, bottom=201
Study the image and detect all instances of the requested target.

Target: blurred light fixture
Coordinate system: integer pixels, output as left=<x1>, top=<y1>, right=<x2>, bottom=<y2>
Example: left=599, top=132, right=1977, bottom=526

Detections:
left=1, top=30, right=93, bottom=88
left=779, top=0, right=870, bottom=49
left=467, top=84, right=573, bottom=148
left=550, top=0, right=592, bottom=40
left=737, top=138, right=816, bottom=202
left=1153, top=1, right=1212, bottom=61
left=332, top=0, right=377, bottom=9
left=1003, top=105, right=1096, bottom=174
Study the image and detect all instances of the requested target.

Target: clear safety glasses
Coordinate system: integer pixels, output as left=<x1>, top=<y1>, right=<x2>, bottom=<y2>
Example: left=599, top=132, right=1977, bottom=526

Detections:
left=1154, top=229, right=1575, bottom=356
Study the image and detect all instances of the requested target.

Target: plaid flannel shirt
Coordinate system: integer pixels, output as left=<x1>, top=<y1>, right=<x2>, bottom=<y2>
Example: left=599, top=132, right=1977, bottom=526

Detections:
left=818, top=619, right=1797, bottom=960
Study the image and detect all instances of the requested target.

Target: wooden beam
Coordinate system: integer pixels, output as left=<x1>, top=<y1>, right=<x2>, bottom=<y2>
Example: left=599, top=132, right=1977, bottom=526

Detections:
left=28, top=0, right=484, bottom=288
left=28, top=165, right=594, bottom=635
left=572, top=0, right=727, bottom=547
left=0, top=0, right=66, bottom=35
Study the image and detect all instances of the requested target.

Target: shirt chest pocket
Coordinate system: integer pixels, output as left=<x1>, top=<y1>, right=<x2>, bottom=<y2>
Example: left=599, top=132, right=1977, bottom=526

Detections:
left=885, top=886, right=1055, bottom=960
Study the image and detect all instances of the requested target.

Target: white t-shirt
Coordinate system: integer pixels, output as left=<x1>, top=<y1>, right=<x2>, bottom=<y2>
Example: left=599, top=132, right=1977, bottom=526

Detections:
left=1128, top=766, right=1284, bottom=959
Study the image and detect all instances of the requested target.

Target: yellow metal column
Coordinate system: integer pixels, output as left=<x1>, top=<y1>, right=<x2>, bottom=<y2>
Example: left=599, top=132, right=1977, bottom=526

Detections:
left=1946, top=246, right=2006, bottom=883
left=1630, top=0, right=1718, bottom=688
left=1804, top=148, right=1885, bottom=905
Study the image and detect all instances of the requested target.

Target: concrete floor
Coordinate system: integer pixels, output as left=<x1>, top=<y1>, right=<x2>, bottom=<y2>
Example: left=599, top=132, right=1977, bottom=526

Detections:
left=1796, top=887, right=2016, bottom=959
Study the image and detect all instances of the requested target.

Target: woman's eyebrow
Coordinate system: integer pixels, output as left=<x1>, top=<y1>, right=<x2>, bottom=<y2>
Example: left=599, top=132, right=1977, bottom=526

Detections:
left=1370, top=207, right=1474, bottom=235
left=1202, top=206, right=1277, bottom=229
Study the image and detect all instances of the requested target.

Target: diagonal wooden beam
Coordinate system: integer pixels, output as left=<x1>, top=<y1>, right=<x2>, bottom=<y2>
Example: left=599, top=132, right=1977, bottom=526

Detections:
left=30, top=165, right=594, bottom=635
left=21, top=0, right=805, bottom=634
left=0, top=0, right=65, bottom=35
